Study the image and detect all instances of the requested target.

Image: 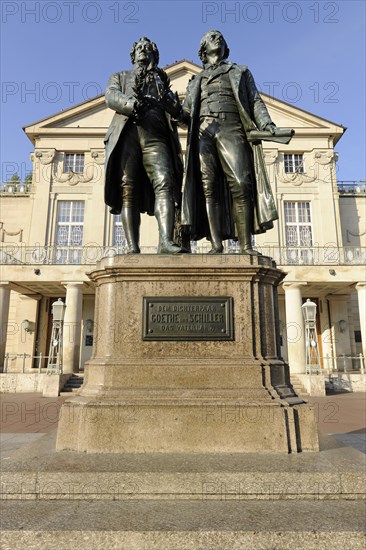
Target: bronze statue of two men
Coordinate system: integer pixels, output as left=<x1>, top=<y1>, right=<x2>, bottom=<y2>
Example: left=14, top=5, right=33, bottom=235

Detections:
left=104, top=31, right=289, bottom=255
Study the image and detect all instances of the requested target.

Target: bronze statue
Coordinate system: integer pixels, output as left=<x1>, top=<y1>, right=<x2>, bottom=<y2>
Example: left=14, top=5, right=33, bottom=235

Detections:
left=181, top=30, right=292, bottom=254
left=104, top=37, right=184, bottom=254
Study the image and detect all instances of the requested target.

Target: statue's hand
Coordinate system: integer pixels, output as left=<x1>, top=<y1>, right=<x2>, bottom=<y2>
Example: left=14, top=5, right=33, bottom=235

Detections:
left=132, top=96, right=156, bottom=118
left=162, top=91, right=182, bottom=118
left=119, top=97, right=137, bottom=117
left=265, top=122, right=277, bottom=135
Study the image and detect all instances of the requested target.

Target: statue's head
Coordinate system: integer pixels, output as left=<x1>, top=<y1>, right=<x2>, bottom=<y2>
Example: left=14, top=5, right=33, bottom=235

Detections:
left=198, top=30, right=229, bottom=63
left=130, top=37, right=159, bottom=68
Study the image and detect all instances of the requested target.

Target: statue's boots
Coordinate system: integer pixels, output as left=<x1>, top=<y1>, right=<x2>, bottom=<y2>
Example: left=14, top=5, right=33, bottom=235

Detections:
left=121, top=206, right=141, bottom=254
left=206, top=202, right=224, bottom=254
left=232, top=201, right=261, bottom=256
left=155, top=198, right=184, bottom=254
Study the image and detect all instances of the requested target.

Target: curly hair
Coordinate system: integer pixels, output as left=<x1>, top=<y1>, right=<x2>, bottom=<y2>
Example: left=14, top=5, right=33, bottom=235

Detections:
left=198, top=30, right=230, bottom=64
left=130, top=37, right=159, bottom=66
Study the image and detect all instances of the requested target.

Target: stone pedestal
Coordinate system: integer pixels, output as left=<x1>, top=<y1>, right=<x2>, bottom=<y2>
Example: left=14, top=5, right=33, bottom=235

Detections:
left=56, top=255, right=319, bottom=453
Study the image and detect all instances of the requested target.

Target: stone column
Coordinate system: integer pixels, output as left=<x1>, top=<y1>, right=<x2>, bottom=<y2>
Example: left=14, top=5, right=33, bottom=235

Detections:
left=327, top=295, right=352, bottom=366
left=17, top=295, right=41, bottom=372
left=62, top=283, right=83, bottom=373
left=283, top=282, right=307, bottom=374
left=356, top=283, right=366, bottom=364
left=0, top=283, right=11, bottom=371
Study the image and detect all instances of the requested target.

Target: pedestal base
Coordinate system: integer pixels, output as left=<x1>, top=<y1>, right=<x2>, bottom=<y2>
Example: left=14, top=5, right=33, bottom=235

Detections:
left=56, top=255, right=319, bottom=453
left=57, top=396, right=318, bottom=453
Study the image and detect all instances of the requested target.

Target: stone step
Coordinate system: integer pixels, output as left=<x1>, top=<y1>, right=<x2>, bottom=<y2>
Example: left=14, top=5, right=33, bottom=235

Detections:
left=1, top=500, right=365, bottom=550
left=291, top=375, right=310, bottom=396
left=60, top=375, right=84, bottom=394
left=1, top=432, right=365, bottom=501
left=63, top=382, right=84, bottom=388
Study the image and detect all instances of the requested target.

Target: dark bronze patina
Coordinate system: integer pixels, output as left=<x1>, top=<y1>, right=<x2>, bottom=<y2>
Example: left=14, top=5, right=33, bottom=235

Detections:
left=104, top=37, right=185, bottom=254
left=142, top=297, right=234, bottom=341
left=181, top=30, right=294, bottom=254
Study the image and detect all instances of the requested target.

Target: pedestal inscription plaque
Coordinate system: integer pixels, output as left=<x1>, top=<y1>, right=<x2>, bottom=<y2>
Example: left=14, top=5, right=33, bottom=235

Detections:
left=142, top=297, right=234, bottom=341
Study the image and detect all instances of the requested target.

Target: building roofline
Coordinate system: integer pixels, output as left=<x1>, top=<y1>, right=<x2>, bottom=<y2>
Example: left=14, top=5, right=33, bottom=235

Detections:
left=163, top=59, right=202, bottom=70
left=22, top=60, right=347, bottom=141
left=22, top=94, right=105, bottom=132
left=260, top=92, right=347, bottom=134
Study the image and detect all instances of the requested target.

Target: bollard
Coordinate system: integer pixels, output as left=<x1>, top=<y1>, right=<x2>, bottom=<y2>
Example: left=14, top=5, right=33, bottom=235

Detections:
left=4, top=353, right=9, bottom=373
left=360, top=353, right=365, bottom=374
left=342, top=354, right=347, bottom=373
left=22, top=353, right=27, bottom=373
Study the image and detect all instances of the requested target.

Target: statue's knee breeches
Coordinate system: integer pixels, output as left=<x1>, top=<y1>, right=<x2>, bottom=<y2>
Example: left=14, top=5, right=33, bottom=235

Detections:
left=151, top=172, right=173, bottom=199
left=229, top=180, right=253, bottom=203
left=143, top=144, right=174, bottom=199
left=202, top=179, right=220, bottom=203
left=121, top=178, right=139, bottom=208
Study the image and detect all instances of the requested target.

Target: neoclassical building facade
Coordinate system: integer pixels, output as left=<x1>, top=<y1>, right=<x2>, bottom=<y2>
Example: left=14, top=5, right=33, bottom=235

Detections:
left=0, top=61, right=365, bottom=391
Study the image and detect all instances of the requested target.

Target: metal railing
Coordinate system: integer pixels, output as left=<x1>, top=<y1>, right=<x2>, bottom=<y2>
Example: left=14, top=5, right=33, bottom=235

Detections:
left=0, top=182, right=32, bottom=195
left=322, top=353, right=365, bottom=373
left=3, top=353, right=31, bottom=373
left=3, top=352, right=51, bottom=373
left=2, top=181, right=364, bottom=195
left=1, top=244, right=365, bottom=266
left=337, top=180, right=366, bottom=195
left=304, top=353, right=365, bottom=375
left=254, top=246, right=366, bottom=265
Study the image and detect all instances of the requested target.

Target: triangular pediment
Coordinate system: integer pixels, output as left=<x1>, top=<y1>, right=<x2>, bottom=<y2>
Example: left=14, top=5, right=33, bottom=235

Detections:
left=166, top=60, right=202, bottom=95
left=261, top=93, right=343, bottom=132
left=50, top=103, right=113, bottom=129
left=23, top=60, right=345, bottom=144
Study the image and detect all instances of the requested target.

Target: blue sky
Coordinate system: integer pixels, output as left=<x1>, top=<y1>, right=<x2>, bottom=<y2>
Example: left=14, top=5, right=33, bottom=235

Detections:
left=1, top=0, right=365, bottom=182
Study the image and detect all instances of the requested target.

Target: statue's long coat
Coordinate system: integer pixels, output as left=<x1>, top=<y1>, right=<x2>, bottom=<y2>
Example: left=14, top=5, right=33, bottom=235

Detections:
left=104, top=70, right=183, bottom=215
left=181, top=63, right=279, bottom=240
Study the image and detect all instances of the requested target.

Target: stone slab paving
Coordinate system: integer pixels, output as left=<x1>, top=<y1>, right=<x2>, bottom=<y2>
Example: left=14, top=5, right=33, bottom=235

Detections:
left=1, top=431, right=365, bottom=501
left=0, top=433, right=45, bottom=459
left=0, top=501, right=365, bottom=549
left=0, top=393, right=67, bottom=434
left=307, top=392, right=366, bottom=454
left=333, top=433, right=366, bottom=453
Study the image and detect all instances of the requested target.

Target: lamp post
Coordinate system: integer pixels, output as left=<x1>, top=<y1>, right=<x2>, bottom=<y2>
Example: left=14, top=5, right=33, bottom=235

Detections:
left=302, top=298, right=321, bottom=374
left=47, top=298, right=66, bottom=374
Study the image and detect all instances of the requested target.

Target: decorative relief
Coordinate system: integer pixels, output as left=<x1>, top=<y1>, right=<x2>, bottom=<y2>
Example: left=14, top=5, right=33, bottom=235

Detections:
left=52, top=152, right=104, bottom=186
left=276, top=153, right=316, bottom=186
left=1, top=225, right=23, bottom=243
left=314, top=151, right=337, bottom=165
left=53, top=167, right=94, bottom=186
left=90, top=149, right=106, bottom=165
left=35, top=149, right=56, bottom=165
left=263, top=151, right=278, bottom=165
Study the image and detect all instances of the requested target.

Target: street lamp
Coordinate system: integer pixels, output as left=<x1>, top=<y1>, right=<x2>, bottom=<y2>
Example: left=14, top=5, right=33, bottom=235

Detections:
left=302, top=299, right=321, bottom=374
left=47, top=298, right=66, bottom=374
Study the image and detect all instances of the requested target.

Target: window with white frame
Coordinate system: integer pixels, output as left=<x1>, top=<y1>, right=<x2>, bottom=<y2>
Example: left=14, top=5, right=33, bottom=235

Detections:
left=284, top=201, right=314, bottom=264
left=112, top=214, right=127, bottom=248
left=284, top=154, right=304, bottom=174
left=55, top=201, right=84, bottom=263
left=63, top=153, right=85, bottom=174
